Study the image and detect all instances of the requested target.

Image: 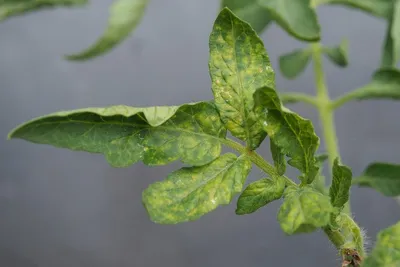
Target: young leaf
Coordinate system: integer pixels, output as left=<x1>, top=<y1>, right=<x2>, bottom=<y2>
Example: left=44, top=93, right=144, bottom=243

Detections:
left=235, top=176, right=285, bottom=215
left=258, top=0, right=320, bottom=41
left=310, top=153, right=329, bottom=193
left=329, top=158, right=352, bottom=209
left=8, top=102, right=227, bottom=167
left=0, top=0, right=87, bottom=21
left=209, top=8, right=275, bottom=150
left=221, top=0, right=273, bottom=33
left=352, top=162, right=400, bottom=197
left=254, top=87, right=320, bottom=184
left=142, top=153, right=252, bottom=224
left=382, top=0, right=400, bottom=67
left=279, top=48, right=312, bottom=79
left=362, top=221, right=400, bottom=267
left=322, top=39, right=349, bottom=67
left=316, top=0, right=391, bottom=18
left=344, top=68, right=400, bottom=102
left=278, top=186, right=334, bottom=235
left=270, top=141, right=286, bottom=175
left=66, top=0, right=148, bottom=60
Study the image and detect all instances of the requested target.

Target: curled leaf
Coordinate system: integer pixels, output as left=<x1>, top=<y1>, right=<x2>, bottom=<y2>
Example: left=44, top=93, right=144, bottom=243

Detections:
left=8, top=102, right=227, bottom=167
left=258, top=0, right=320, bottom=41
left=221, top=0, right=273, bottom=33
left=329, top=158, right=352, bottom=209
left=322, top=39, right=349, bottom=67
left=67, top=0, right=148, bottom=60
left=279, top=48, right=312, bottom=79
left=353, top=162, right=400, bottom=197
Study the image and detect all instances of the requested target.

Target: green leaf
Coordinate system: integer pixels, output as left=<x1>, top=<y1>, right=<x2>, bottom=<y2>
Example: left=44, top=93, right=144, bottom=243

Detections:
left=142, top=153, right=252, bottom=224
left=221, top=0, right=273, bottom=33
left=0, top=0, right=87, bottom=21
left=382, top=0, right=400, bottom=67
left=236, top=177, right=285, bottom=215
left=279, top=48, right=312, bottom=79
left=66, top=0, right=148, bottom=60
left=345, top=68, right=400, bottom=101
left=209, top=8, right=275, bottom=150
left=258, top=0, right=320, bottom=41
left=254, top=87, right=320, bottom=184
left=310, top=153, right=329, bottom=193
left=353, top=162, right=400, bottom=197
left=315, top=0, right=391, bottom=18
left=270, top=141, right=286, bottom=175
left=278, top=186, right=334, bottom=235
left=322, top=39, right=349, bottom=67
left=8, top=102, right=227, bottom=167
left=329, top=158, right=352, bottom=209
left=363, top=221, right=400, bottom=267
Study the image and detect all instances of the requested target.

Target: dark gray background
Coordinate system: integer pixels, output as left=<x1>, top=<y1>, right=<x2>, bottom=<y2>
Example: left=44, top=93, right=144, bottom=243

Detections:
left=1, top=1, right=399, bottom=266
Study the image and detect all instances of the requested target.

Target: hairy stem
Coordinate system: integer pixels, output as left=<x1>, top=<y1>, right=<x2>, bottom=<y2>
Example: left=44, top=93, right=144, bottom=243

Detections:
left=222, top=138, right=296, bottom=187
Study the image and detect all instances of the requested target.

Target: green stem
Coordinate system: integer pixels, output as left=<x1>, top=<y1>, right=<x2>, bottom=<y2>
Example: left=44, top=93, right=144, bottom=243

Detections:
left=222, top=138, right=296, bottom=187
left=312, top=43, right=340, bottom=168
left=279, top=92, right=318, bottom=107
left=323, top=226, right=346, bottom=249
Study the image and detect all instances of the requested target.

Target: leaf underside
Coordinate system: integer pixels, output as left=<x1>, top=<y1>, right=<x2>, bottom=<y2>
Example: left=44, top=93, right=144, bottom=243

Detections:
left=209, top=8, right=275, bottom=150
left=67, top=0, right=148, bottom=60
left=317, top=0, right=392, bottom=18
left=258, top=0, right=320, bottom=41
left=0, top=0, right=87, bottom=21
left=353, top=162, right=400, bottom=197
left=143, top=153, right=252, bottom=224
left=8, top=102, right=227, bottom=167
left=221, top=0, right=273, bottom=33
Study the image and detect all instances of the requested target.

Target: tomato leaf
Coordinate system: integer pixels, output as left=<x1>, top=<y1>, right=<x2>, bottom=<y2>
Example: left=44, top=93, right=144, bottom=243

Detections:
left=66, top=0, right=148, bottom=60
left=236, top=177, right=286, bottom=215
left=209, top=8, right=275, bottom=150
left=254, top=86, right=320, bottom=184
left=279, top=48, right=312, bottom=79
left=353, top=162, right=400, bottom=197
left=363, top=221, right=400, bottom=266
left=221, top=0, right=273, bottom=33
left=8, top=102, right=227, bottom=167
left=322, top=39, right=349, bottom=67
left=329, top=158, right=352, bottom=209
left=278, top=186, right=334, bottom=235
left=258, top=0, right=320, bottom=41
left=0, top=0, right=87, bottom=21
left=143, top=153, right=252, bottom=224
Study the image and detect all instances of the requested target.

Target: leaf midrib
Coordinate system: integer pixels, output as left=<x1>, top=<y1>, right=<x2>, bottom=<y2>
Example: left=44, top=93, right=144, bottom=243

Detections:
left=14, top=119, right=225, bottom=142
left=230, top=13, right=251, bottom=146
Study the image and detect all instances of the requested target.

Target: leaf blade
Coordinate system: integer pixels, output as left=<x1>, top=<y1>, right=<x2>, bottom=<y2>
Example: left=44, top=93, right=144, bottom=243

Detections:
left=0, top=0, right=87, bottom=21
left=143, top=153, right=252, bottom=224
left=279, top=48, right=312, bottom=79
left=316, top=0, right=391, bottom=18
left=353, top=162, right=400, bottom=197
left=235, top=177, right=285, bottom=215
left=221, top=0, right=273, bottom=33
left=322, top=39, right=349, bottom=67
left=254, top=86, right=320, bottom=184
left=66, top=0, right=148, bottom=60
left=329, top=158, right=352, bottom=209
left=363, top=221, right=400, bottom=267
left=270, top=141, right=286, bottom=175
left=9, top=102, right=227, bottom=167
left=258, top=0, right=320, bottom=41
left=209, top=8, right=275, bottom=149
left=278, top=186, right=334, bottom=235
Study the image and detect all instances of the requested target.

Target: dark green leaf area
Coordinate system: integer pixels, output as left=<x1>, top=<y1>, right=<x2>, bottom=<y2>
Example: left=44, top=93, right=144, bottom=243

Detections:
left=9, top=102, right=226, bottom=167
left=236, top=177, right=285, bottom=215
